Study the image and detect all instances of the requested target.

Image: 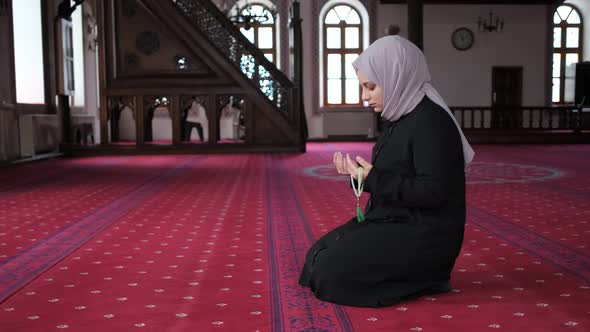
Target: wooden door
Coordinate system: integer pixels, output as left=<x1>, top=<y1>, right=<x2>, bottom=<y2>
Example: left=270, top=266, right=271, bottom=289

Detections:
left=492, top=66, right=523, bottom=128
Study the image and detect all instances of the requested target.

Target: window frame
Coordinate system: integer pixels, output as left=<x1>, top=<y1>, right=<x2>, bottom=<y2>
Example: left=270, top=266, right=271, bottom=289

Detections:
left=322, top=4, right=363, bottom=108
left=552, top=4, right=584, bottom=105
left=235, top=2, right=277, bottom=65
left=10, top=0, right=50, bottom=109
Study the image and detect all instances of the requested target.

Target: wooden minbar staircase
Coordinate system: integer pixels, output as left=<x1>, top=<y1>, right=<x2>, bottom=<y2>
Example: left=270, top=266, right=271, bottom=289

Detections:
left=64, top=0, right=305, bottom=155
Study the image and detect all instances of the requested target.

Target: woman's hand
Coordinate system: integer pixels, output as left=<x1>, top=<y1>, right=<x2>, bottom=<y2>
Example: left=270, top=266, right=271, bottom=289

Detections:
left=333, top=152, right=373, bottom=180
left=333, top=152, right=349, bottom=175
left=346, top=154, right=373, bottom=180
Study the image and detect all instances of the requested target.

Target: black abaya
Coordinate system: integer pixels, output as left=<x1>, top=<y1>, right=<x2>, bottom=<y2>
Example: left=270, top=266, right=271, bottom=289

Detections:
left=299, top=96, right=466, bottom=307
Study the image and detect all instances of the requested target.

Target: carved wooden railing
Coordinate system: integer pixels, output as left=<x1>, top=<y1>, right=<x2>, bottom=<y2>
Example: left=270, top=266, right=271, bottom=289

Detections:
left=105, top=94, right=251, bottom=144
left=170, top=0, right=297, bottom=124
left=451, top=106, right=590, bottom=131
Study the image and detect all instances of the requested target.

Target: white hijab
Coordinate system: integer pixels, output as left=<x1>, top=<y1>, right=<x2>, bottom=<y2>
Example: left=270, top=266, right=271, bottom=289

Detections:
left=352, top=36, right=474, bottom=165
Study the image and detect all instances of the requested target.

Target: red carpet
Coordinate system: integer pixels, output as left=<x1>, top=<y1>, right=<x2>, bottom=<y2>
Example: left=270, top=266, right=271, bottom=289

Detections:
left=0, top=144, right=588, bottom=331
left=0, top=156, right=193, bottom=263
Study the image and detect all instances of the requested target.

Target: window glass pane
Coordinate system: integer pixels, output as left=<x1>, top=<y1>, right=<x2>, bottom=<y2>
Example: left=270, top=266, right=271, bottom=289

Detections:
left=346, top=9, right=361, bottom=24
left=566, top=28, right=579, bottom=48
left=66, top=60, right=74, bottom=92
left=247, top=5, right=264, bottom=17
left=566, top=9, right=580, bottom=24
left=327, top=54, right=342, bottom=79
left=264, top=53, right=274, bottom=63
left=552, top=78, right=560, bottom=103
left=345, top=53, right=359, bottom=79
left=258, top=64, right=270, bottom=78
left=241, top=27, right=255, bottom=43
left=263, top=8, right=275, bottom=24
left=13, top=0, right=45, bottom=104
left=259, top=79, right=274, bottom=100
left=240, top=54, right=255, bottom=79
left=345, top=79, right=360, bottom=104
left=327, top=79, right=342, bottom=104
left=72, top=0, right=85, bottom=107
left=564, top=78, right=575, bottom=102
left=324, top=9, right=340, bottom=24
left=258, top=27, right=273, bottom=49
left=326, top=28, right=341, bottom=49
left=556, top=6, right=572, bottom=22
left=553, top=28, right=561, bottom=48
left=565, top=53, right=578, bottom=77
left=553, top=12, right=561, bottom=24
left=258, top=66, right=273, bottom=101
left=345, top=27, right=360, bottom=49
left=552, top=54, right=561, bottom=78
left=64, top=26, right=74, bottom=93
left=66, top=27, right=73, bottom=57
left=334, top=5, right=352, bottom=21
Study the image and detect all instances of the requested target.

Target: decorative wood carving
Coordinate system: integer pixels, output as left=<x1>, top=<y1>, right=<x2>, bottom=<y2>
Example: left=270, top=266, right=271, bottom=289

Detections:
left=0, top=0, right=8, bottom=16
left=144, top=95, right=170, bottom=110
left=135, top=31, right=160, bottom=55
left=107, top=96, right=135, bottom=116
left=173, top=0, right=293, bottom=115
left=107, top=96, right=136, bottom=142
left=122, top=0, right=139, bottom=18
left=124, top=52, right=140, bottom=69
left=217, top=95, right=233, bottom=111
left=181, top=95, right=208, bottom=111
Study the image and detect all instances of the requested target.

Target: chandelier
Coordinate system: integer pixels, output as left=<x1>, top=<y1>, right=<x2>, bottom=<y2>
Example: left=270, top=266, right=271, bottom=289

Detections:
left=478, top=11, right=504, bottom=33
left=221, top=0, right=274, bottom=30
left=56, top=0, right=84, bottom=20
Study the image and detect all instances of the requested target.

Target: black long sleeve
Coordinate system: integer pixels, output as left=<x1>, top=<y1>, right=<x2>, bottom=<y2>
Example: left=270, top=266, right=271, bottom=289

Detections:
left=363, top=108, right=464, bottom=209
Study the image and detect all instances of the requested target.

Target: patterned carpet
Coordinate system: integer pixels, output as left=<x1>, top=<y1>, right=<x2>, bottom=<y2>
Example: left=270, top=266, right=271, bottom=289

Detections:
left=0, top=143, right=588, bottom=331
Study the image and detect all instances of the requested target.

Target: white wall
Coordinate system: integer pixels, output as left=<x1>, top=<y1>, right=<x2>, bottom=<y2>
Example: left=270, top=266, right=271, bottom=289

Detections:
left=12, top=0, right=45, bottom=104
left=151, top=108, right=172, bottom=141
left=303, top=3, right=550, bottom=138
left=376, top=4, right=549, bottom=107
left=424, top=5, right=548, bottom=106
left=72, top=2, right=85, bottom=108
left=118, top=107, right=136, bottom=141
left=300, top=0, right=324, bottom=138
left=565, top=0, right=590, bottom=61
left=82, top=2, right=101, bottom=143
left=377, top=4, right=407, bottom=39
left=323, top=111, right=375, bottom=137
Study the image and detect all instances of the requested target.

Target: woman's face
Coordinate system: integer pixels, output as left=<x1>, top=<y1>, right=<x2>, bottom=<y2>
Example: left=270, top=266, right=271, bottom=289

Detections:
left=357, top=70, right=384, bottom=113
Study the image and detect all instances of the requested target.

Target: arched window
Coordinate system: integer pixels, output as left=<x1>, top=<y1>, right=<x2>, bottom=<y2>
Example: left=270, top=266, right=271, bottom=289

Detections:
left=234, top=3, right=277, bottom=64
left=12, top=0, right=45, bottom=104
left=552, top=4, right=583, bottom=104
left=71, top=0, right=85, bottom=108
left=321, top=3, right=366, bottom=107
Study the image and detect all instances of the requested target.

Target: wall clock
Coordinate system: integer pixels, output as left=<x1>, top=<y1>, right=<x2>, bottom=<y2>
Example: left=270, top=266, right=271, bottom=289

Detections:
left=451, top=27, right=474, bottom=51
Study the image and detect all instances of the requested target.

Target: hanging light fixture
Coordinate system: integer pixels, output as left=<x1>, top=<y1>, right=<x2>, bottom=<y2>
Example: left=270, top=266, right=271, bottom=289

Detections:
left=222, top=0, right=274, bottom=30
left=478, top=11, right=504, bottom=33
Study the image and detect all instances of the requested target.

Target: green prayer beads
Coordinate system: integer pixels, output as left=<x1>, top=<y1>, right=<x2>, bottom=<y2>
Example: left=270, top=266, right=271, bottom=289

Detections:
left=356, top=205, right=365, bottom=222
left=351, top=166, right=365, bottom=223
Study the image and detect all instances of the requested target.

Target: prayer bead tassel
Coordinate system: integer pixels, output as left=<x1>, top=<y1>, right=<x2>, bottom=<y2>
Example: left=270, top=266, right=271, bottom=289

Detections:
left=350, top=167, right=365, bottom=223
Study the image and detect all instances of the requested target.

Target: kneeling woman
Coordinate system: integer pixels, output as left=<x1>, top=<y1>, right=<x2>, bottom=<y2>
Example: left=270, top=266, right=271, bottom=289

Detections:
left=299, top=36, right=475, bottom=307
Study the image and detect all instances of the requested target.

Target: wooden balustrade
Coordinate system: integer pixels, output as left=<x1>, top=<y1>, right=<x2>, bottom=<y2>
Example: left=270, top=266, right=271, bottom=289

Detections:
left=450, top=106, right=589, bottom=132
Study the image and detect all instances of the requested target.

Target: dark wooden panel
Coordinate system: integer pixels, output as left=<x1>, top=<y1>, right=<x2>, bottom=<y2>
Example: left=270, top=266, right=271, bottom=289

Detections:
left=0, top=0, right=14, bottom=105
left=61, top=143, right=306, bottom=156
left=408, top=0, right=423, bottom=50
left=492, top=67, right=523, bottom=108
left=575, top=62, right=590, bottom=107
left=95, top=0, right=303, bottom=148
left=113, top=0, right=214, bottom=78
